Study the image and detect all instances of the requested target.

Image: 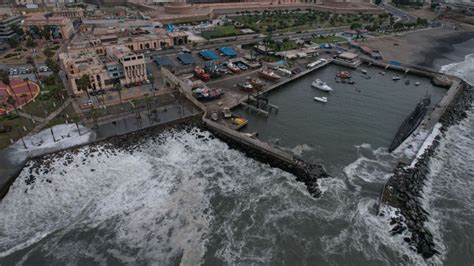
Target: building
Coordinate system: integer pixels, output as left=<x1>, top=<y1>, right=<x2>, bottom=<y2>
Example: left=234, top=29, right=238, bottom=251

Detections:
left=15, top=0, right=76, bottom=7
left=60, top=45, right=148, bottom=95
left=333, top=52, right=361, bottom=68
left=70, top=26, right=188, bottom=54
left=0, top=15, right=22, bottom=42
left=50, top=8, right=85, bottom=19
left=23, top=14, right=74, bottom=40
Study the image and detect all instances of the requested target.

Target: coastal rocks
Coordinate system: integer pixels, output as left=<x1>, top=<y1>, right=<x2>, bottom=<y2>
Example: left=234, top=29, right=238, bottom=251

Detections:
left=293, top=160, right=328, bottom=198
left=380, top=83, right=473, bottom=260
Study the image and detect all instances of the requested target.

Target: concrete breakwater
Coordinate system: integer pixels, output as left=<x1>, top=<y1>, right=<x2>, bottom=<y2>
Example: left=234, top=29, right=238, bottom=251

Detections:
left=379, top=82, right=472, bottom=259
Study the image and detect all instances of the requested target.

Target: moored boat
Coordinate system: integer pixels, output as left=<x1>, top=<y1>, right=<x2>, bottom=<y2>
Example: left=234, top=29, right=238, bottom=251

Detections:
left=415, top=82, right=421, bottom=86
left=314, top=96, right=328, bottom=103
left=392, top=75, right=400, bottom=81
left=258, top=68, right=281, bottom=81
left=336, top=71, right=351, bottom=79
left=311, top=79, right=333, bottom=92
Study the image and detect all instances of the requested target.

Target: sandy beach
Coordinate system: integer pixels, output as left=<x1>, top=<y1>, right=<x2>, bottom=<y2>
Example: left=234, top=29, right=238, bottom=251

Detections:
left=364, top=24, right=474, bottom=67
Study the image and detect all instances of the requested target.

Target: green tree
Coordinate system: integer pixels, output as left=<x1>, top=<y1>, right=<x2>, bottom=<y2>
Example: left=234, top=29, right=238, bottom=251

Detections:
left=45, top=58, right=60, bottom=75
left=77, top=75, right=91, bottom=99
left=350, top=22, right=362, bottom=30
left=7, top=37, right=19, bottom=48
left=0, top=70, right=20, bottom=105
left=26, top=38, right=36, bottom=48
left=10, top=24, right=24, bottom=37
left=41, top=25, right=52, bottom=40
left=44, top=48, right=55, bottom=58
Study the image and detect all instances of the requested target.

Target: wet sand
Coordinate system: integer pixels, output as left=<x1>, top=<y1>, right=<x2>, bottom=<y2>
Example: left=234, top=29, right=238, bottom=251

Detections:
left=364, top=25, right=474, bottom=67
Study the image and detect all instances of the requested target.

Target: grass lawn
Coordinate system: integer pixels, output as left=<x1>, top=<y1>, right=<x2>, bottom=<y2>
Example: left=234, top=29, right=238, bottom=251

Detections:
left=267, top=40, right=302, bottom=52
left=0, top=114, right=36, bottom=149
left=312, top=36, right=347, bottom=44
left=201, top=26, right=241, bottom=39
left=20, top=95, right=63, bottom=118
left=43, top=105, right=78, bottom=129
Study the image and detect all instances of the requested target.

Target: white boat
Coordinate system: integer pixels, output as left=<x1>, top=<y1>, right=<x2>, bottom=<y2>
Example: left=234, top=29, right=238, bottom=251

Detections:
left=314, top=96, right=328, bottom=103
left=415, top=82, right=421, bottom=86
left=361, top=69, right=368, bottom=74
left=311, top=79, right=333, bottom=92
left=392, top=76, right=400, bottom=81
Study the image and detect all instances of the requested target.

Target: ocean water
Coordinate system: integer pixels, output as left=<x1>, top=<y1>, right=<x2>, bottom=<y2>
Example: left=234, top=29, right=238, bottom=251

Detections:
left=1, top=43, right=473, bottom=265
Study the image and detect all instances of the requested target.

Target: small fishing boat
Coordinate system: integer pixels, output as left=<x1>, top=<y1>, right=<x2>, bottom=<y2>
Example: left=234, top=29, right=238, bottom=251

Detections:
left=192, top=87, right=224, bottom=101
left=226, top=62, right=241, bottom=73
left=238, top=82, right=253, bottom=92
left=311, top=79, right=333, bottom=92
left=247, top=77, right=265, bottom=89
left=314, top=96, right=328, bottom=103
left=194, top=66, right=210, bottom=81
left=379, top=71, right=386, bottom=75
left=361, top=69, right=368, bottom=74
left=392, top=75, right=401, bottom=81
left=336, top=71, right=351, bottom=79
left=348, top=80, right=355, bottom=85
left=258, top=68, right=281, bottom=81
left=415, top=82, right=421, bottom=86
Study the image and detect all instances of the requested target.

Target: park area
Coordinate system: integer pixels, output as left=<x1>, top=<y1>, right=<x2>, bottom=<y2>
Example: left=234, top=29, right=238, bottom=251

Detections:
left=232, top=10, right=390, bottom=33
left=200, top=25, right=242, bottom=39
left=0, top=79, right=40, bottom=114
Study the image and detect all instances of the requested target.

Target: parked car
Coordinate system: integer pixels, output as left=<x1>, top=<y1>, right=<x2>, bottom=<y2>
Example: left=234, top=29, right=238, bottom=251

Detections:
left=82, top=99, right=93, bottom=107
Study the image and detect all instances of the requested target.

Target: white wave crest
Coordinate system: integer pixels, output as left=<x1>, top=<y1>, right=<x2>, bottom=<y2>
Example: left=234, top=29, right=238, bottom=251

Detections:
left=440, top=53, right=474, bottom=86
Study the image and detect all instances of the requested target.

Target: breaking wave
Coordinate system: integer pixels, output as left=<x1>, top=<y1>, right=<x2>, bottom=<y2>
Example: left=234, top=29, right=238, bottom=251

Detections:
left=440, top=53, right=474, bottom=86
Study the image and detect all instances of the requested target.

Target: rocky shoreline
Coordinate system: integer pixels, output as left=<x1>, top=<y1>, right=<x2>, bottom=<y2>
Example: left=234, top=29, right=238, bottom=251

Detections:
left=380, top=82, right=473, bottom=259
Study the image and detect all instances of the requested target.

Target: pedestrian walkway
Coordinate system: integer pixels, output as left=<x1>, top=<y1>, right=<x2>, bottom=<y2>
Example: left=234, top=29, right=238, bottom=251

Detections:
left=16, top=111, right=46, bottom=123
left=28, top=98, right=72, bottom=135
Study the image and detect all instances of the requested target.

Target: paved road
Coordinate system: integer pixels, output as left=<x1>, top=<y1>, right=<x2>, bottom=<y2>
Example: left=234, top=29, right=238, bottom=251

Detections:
left=150, top=26, right=350, bottom=58
left=381, top=2, right=417, bottom=24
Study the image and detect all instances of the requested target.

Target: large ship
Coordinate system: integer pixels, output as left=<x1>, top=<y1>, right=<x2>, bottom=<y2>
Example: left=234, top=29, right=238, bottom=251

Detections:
left=389, top=95, right=431, bottom=152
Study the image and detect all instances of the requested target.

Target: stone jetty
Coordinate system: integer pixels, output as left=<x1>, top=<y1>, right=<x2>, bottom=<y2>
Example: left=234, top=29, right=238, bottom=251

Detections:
left=380, top=82, right=472, bottom=259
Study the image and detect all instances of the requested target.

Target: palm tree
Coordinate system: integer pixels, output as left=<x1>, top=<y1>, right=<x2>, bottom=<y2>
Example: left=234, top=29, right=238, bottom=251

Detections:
left=144, top=93, right=151, bottom=118
left=6, top=95, right=28, bottom=142
left=23, top=77, right=35, bottom=101
left=0, top=70, right=21, bottom=105
left=113, top=82, right=124, bottom=110
left=77, top=75, right=91, bottom=99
